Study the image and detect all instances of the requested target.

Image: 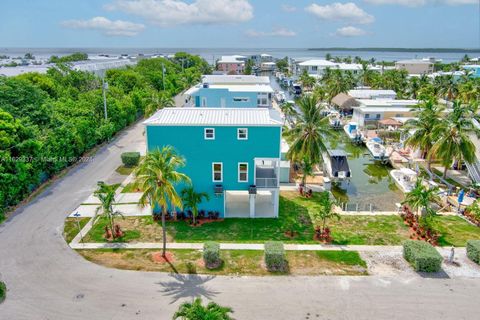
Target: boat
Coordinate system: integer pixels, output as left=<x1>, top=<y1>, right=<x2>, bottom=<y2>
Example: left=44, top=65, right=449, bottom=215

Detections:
left=328, top=111, right=342, bottom=129
left=322, top=150, right=351, bottom=182
left=390, top=168, right=417, bottom=193
left=275, top=91, right=286, bottom=103
left=343, top=121, right=363, bottom=143
left=366, top=137, right=388, bottom=161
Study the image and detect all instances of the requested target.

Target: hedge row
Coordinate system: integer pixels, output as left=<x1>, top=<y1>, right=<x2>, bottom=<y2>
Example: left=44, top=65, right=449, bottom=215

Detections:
left=121, top=152, right=141, bottom=167
left=466, top=240, right=480, bottom=264
left=264, top=241, right=287, bottom=272
left=203, top=241, right=221, bottom=269
left=0, top=281, right=6, bottom=303
left=403, top=240, right=442, bottom=272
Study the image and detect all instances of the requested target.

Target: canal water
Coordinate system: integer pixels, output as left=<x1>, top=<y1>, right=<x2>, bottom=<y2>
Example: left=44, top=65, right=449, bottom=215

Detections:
left=327, top=132, right=404, bottom=211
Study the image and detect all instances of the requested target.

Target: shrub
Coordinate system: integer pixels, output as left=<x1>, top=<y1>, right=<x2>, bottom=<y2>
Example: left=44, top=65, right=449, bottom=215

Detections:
left=466, top=240, right=480, bottom=264
left=0, top=281, right=5, bottom=303
left=203, top=241, right=221, bottom=269
left=121, top=152, right=140, bottom=167
left=264, top=241, right=287, bottom=272
left=403, top=240, right=442, bottom=272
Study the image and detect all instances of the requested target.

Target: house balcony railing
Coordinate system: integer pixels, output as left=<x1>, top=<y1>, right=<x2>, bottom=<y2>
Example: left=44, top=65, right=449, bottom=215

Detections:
left=255, top=177, right=278, bottom=188
left=255, top=161, right=279, bottom=188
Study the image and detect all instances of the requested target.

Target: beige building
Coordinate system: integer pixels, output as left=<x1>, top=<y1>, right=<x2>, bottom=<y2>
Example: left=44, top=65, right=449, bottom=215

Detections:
left=395, top=59, right=434, bottom=75
left=351, top=99, right=418, bottom=127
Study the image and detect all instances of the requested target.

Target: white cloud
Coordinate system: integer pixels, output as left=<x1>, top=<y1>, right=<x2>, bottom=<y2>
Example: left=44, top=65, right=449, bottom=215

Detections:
left=105, top=0, right=254, bottom=27
left=305, top=2, right=374, bottom=24
left=281, top=4, right=297, bottom=12
left=246, top=28, right=297, bottom=37
left=335, top=26, right=367, bottom=37
left=61, top=16, right=145, bottom=36
left=365, top=0, right=477, bottom=6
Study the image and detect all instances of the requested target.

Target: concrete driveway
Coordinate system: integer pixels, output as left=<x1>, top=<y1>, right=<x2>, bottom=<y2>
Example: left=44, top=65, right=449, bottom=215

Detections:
left=1, top=121, right=480, bottom=320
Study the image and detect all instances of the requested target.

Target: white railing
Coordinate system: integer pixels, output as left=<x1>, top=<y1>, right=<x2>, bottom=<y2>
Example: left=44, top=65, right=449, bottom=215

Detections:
left=256, top=178, right=278, bottom=188
left=466, top=161, right=480, bottom=183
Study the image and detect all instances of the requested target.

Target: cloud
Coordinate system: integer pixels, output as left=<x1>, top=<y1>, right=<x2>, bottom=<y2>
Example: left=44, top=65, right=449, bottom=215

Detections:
left=335, top=26, right=367, bottom=37
left=364, top=0, right=477, bottom=6
left=61, top=16, right=145, bottom=36
left=281, top=4, right=297, bottom=12
left=246, top=28, right=297, bottom=37
left=305, top=2, right=374, bottom=24
left=105, top=0, right=254, bottom=27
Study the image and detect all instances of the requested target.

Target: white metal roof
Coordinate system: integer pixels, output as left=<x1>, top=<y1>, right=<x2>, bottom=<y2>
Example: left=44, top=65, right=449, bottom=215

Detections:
left=348, top=89, right=397, bottom=99
left=298, top=59, right=336, bottom=67
left=208, top=84, right=274, bottom=93
left=356, top=106, right=414, bottom=113
left=358, top=99, right=418, bottom=107
left=202, top=75, right=270, bottom=85
left=396, top=59, right=433, bottom=65
left=217, top=55, right=246, bottom=64
left=144, top=108, right=283, bottom=126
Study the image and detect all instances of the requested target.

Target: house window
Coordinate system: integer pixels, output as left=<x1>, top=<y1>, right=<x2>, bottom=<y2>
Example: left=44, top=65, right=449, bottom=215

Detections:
left=204, top=128, right=215, bottom=140
left=201, top=97, right=207, bottom=107
left=376, top=114, right=381, bottom=119
left=212, top=163, right=223, bottom=182
left=233, top=97, right=249, bottom=102
left=365, top=114, right=370, bottom=119
left=311, top=66, right=318, bottom=71
left=395, top=114, right=403, bottom=117
left=237, top=128, right=248, bottom=140
left=238, top=163, right=248, bottom=182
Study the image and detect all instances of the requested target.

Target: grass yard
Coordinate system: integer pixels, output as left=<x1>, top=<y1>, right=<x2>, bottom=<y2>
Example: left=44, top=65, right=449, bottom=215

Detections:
left=121, top=183, right=142, bottom=193
left=77, top=249, right=368, bottom=276
left=83, top=216, right=158, bottom=243
left=115, top=165, right=135, bottom=176
left=431, top=215, right=480, bottom=247
left=63, top=217, right=90, bottom=243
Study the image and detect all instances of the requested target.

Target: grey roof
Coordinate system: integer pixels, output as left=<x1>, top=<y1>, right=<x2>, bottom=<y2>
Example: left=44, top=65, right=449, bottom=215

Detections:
left=328, top=150, right=348, bottom=157
left=144, top=108, right=283, bottom=126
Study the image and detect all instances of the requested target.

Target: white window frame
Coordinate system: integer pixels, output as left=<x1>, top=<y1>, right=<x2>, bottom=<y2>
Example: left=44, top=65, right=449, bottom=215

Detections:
left=204, top=128, right=215, bottom=140
left=212, top=162, right=223, bottom=182
left=233, top=97, right=249, bottom=102
left=237, top=128, right=248, bottom=140
left=238, top=162, right=248, bottom=183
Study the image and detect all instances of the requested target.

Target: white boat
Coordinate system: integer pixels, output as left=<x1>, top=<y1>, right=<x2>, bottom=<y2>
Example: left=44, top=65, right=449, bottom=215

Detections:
left=366, top=138, right=388, bottom=161
left=275, top=91, right=286, bottom=103
left=328, top=111, right=342, bottom=129
left=343, top=121, right=363, bottom=143
left=390, top=168, right=417, bottom=193
left=322, top=150, right=351, bottom=182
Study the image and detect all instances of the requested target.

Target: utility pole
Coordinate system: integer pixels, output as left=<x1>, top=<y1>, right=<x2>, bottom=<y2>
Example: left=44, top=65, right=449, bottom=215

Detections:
left=102, top=78, right=108, bottom=120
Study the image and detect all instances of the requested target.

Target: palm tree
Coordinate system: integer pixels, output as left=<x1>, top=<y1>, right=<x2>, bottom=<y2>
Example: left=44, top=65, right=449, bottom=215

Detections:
left=181, top=186, right=209, bottom=225
left=402, top=179, right=440, bottom=220
left=134, top=147, right=190, bottom=257
left=94, top=182, right=124, bottom=239
left=430, top=100, right=477, bottom=178
left=404, top=99, right=444, bottom=169
left=314, top=191, right=340, bottom=233
left=436, top=74, right=458, bottom=101
left=145, top=91, right=175, bottom=116
left=299, top=69, right=316, bottom=90
left=298, top=155, right=314, bottom=188
left=280, top=101, right=297, bottom=126
left=173, top=298, right=233, bottom=320
left=283, top=95, right=334, bottom=165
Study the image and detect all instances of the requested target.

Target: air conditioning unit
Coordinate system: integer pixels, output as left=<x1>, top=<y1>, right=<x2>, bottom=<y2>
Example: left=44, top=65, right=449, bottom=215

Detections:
left=203, top=83, right=210, bottom=88
left=249, top=185, right=257, bottom=195
left=214, top=184, right=223, bottom=195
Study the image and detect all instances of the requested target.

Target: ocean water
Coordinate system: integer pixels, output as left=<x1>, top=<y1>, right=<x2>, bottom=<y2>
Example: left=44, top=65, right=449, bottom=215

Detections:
left=1, top=47, right=479, bottom=64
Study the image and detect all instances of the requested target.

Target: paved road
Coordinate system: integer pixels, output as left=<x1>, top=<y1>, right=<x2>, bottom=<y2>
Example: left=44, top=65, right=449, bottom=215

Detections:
left=1, top=121, right=480, bottom=320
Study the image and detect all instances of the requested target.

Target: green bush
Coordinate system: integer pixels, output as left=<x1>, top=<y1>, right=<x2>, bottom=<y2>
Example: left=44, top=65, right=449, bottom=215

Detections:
left=203, top=241, right=221, bottom=269
left=121, top=152, right=141, bottom=167
left=264, top=241, right=287, bottom=272
left=0, top=281, right=6, bottom=303
left=466, top=240, right=480, bottom=264
left=403, top=240, right=442, bottom=272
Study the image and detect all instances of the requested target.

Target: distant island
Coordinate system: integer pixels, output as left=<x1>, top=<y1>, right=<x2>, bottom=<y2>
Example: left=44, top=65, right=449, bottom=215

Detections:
left=308, top=48, right=480, bottom=53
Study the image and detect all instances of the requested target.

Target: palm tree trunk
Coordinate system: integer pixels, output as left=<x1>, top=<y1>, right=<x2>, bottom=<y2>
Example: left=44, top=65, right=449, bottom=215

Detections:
left=162, top=207, right=167, bottom=257
left=443, top=165, right=448, bottom=179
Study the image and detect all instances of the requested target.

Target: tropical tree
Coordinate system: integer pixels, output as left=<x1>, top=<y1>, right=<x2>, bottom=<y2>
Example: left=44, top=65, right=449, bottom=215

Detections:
left=298, top=155, right=315, bottom=188
left=436, top=75, right=458, bottom=101
left=173, top=298, right=233, bottom=320
left=402, top=179, right=440, bottom=221
left=430, top=100, right=477, bottom=178
left=299, top=69, right=316, bottom=90
left=94, top=181, right=124, bottom=239
left=134, top=147, right=190, bottom=257
left=314, top=191, right=340, bottom=232
left=280, top=101, right=297, bottom=126
left=283, top=95, right=334, bottom=165
left=404, top=99, right=444, bottom=169
left=181, top=186, right=209, bottom=225
left=145, top=91, right=175, bottom=116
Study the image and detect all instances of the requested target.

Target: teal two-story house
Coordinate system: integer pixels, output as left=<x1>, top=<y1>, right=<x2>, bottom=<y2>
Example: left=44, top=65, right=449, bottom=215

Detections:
left=144, top=108, right=283, bottom=218
left=184, top=75, right=274, bottom=108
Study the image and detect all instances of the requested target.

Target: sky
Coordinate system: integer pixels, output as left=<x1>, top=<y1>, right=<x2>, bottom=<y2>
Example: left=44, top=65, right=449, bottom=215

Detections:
left=0, top=0, right=479, bottom=48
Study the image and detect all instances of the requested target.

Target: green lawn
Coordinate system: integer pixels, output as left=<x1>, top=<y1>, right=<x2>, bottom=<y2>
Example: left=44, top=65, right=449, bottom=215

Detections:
left=121, top=183, right=142, bottom=193
left=83, top=216, right=142, bottom=243
left=78, top=249, right=368, bottom=276
left=431, top=216, right=480, bottom=247
left=63, top=217, right=90, bottom=243
left=115, top=165, right=135, bottom=176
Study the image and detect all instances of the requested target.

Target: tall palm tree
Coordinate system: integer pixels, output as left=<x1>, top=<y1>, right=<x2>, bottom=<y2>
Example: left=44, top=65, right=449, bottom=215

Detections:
left=436, top=74, right=458, bottom=101
left=283, top=95, right=334, bottom=165
left=145, top=92, right=175, bottom=116
left=402, top=179, right=440, bottom=220
left=458, top=78, right=480, bottom=104
left=94, top=182, right=124, bottom=239
left=280, top=101, right=297, bottom=126
left=404, top=99, right=444, bottom=169
left=134, top=147, right=190, bottom=257
left=314, top=191, right=340, bottom=233
left=173, top=298, right=233, bottom=320
left=181, top=186, right=209, bottom=225
left=430, top=100, right=477, bottom=178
